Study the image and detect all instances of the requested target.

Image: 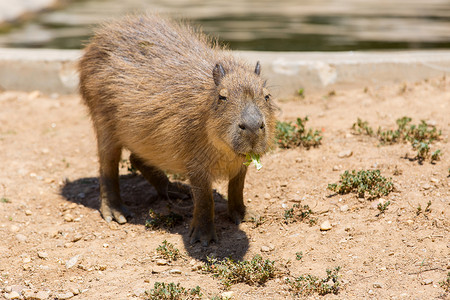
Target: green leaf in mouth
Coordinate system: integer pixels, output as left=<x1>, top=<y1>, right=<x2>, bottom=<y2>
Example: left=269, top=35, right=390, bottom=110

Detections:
left=243, top=152, right=262, bottom=170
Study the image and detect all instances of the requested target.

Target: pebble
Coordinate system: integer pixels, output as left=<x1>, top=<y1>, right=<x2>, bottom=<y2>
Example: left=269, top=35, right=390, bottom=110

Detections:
left=260, top=244, right=275, bottom=252
left=16, top=234, right=27, bottom=242
left=332, top=165, right=340, bottom=171
left=70, top=287, right=80, bottom=295
left=38, top=251, right=48, bottom=259
left=5, top=291, right=20, bottom=299
left=28, top=90, right=41, bottom=100
left=66, top=255, right=81, bottom=269
left=338, top=150, right=353, bottom=158
left=422, top=183, right=432, bottom=190
left=55, top=292, right=74, bottom=299
left=64, top=214, right=74, bottom=222
left=340, top=205, right=349, bottom=212
left=430, top=177, right=439, bottom=184
left=64, top=242, right=74, bottom=248
left=10, top=225, right=20, bottom=232
left=320, top=220, right=332, bottom=231
left=169, top=269, right=182, bottom=274
left=72, top=233, right=83, bottom=243
left=221, top=291, right=235, bottom=299
left=23, top=256, right=31, bottom=263
left=25, top=210, right=32, bottom=216
left=156, top=259, right=168, bottom=265
left=108, top=222, right=119, bottom=230
left=289, top=194, right=302, bottom=202
left=133, top=288, right=146, bottom=297
left=23, top=289, right=35, bottom=299
left=34, top=291, right=50, bottom=300
left=422, top=279, right=433, bottom=285
left=264, top=193, right=271, bottom=200
left=373, top=282, right=383, bottom=288
left=151, top=266, right=168, bottom=273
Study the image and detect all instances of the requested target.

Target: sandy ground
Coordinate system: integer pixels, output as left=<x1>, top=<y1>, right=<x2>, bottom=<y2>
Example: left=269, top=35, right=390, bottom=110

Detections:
left=0, top=77, right=449, bottom=299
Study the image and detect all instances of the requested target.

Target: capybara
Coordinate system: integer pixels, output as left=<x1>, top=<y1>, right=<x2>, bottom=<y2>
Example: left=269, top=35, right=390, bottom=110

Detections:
left=78, top=14, right=275, bottom=245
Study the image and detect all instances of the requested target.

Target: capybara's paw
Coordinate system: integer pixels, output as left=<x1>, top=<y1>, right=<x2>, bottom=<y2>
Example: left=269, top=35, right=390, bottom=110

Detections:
left=189, top=222, right=218, bottom=246
left=100, top=204, right=133, bottom=224
left=228, top=205, right=258, bottom=225
left=228, top=206, right=246, bottom=225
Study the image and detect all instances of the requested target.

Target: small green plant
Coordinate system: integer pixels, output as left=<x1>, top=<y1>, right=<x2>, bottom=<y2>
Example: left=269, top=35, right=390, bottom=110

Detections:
left=203, top=255, right=277, bottom=288
left=145, top=209, right=183, bottom=229
left=430, top=149, right=441, bottom=162
left=250, top=216, right=265, bottom=228
left=328, top=170, right=394, bottom=199
left=120, top=159, right=137, bottom=174
left=156, top=240, right=181, bottom=261
left=276, top=117, right=322, bottom=149
left=352, top=118, right=374, bottom=136
left=352, top=117, right=442, bottom=162
left=145, top=282, right=202, bottom=299
left=440, top=272, right=450, bottom=292
left=1, top=197, right=10, bottom=203
left=416, top=201, right=432, bottom=216
left=283, top=204, right=317, bottom=225
left=297, top=88, right=305, bottom=98
left=295, top=252, right=303, bottom=261
left=376, top=200, right=391, bottom=216
left=286, top=267, right=341, bottom=296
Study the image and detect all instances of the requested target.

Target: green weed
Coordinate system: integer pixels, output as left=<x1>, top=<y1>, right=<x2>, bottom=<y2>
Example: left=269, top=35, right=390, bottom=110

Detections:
left=145, top=282, right=202, bottom=300
left=351, top=117, right=442, bottom=162
left=283, top=204, right=317, bottom=225
left=328, top=170, right=394, bottom=199
left=276, top=117, right=322, bottom=149
left=440, top=272, right=450, bottom=292
left=376, top=201, right=391, bottom=216
left=156, top=240, right=181, bottom=261
left=295, top=252, right=303, bottom=261
left=120, top=159, right=137, bottom=174
left=352, top=118, right=374, bottom=136
left=286, top=267, right=341, bottom=296
left=203, top=255, right=277, bottom=288
left=416, top=201, right=432, bottom=216
left=250, top=216, right=266, bottom=228
left=1, top=197, right=10, bottom=203
left=145, top=209, right=183, bottom=229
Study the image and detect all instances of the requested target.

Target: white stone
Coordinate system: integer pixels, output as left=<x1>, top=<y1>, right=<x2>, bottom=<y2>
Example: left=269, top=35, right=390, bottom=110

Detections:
left=320, top=220, right=332, bottom=231
left=66, top=255, right=81, bottom=269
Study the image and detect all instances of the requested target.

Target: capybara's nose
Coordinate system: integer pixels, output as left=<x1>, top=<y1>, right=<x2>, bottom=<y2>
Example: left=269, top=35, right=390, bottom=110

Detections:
left=239, top=104, right=265, bottom=134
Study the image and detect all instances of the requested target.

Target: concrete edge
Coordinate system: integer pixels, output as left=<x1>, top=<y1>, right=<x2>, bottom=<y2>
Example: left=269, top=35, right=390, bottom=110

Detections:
left=1, top=48, right=450, bottom=97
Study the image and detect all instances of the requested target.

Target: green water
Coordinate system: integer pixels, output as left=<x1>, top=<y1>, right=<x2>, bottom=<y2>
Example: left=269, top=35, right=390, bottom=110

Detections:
left=1, top=0, right=450, bottom=51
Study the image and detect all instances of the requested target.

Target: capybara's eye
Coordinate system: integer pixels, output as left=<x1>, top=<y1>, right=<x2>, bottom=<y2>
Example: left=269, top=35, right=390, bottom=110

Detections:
left=264, top=94, right=271, bottom=101
left=219, top=88, right=228, bottom=101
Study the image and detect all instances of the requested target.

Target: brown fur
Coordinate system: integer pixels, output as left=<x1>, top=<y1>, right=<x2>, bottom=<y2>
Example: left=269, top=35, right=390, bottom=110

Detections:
left=78, top=13, right=275, bottom=245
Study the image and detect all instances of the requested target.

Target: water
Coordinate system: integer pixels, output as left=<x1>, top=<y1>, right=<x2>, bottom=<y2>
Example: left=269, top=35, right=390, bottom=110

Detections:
left=1, top=0, right=450, bottom=51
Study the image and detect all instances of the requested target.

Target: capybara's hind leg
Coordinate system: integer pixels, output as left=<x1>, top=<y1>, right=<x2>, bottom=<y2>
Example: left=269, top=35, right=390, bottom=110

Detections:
left=129, top=153, right=170, bottom=200
left=97, top=131, right=131, bottom=224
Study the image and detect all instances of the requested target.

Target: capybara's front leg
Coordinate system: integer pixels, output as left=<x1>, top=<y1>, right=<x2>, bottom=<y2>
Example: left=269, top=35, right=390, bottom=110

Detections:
left=188, top=174, right=217, bottom=246
left=97, top=132, right=131, bottom=224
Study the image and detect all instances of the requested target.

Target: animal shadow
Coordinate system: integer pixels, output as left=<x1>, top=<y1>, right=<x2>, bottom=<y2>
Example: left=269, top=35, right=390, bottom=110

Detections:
left=60, top=174, right=249, bottom=260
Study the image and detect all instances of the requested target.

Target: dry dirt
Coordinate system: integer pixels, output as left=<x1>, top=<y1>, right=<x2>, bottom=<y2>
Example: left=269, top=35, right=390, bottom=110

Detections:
left=0, top=77, right=449, bottom=299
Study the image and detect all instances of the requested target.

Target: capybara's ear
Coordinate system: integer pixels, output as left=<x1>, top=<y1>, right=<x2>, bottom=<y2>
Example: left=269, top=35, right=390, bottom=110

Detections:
left=213, top=63, right=226, bottom=86
left=255, top=61, right=261, bottom=76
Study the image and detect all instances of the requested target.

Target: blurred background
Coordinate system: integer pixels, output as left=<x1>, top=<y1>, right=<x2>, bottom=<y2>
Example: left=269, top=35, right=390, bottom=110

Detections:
left=0, top=0, right=450, bottom=51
